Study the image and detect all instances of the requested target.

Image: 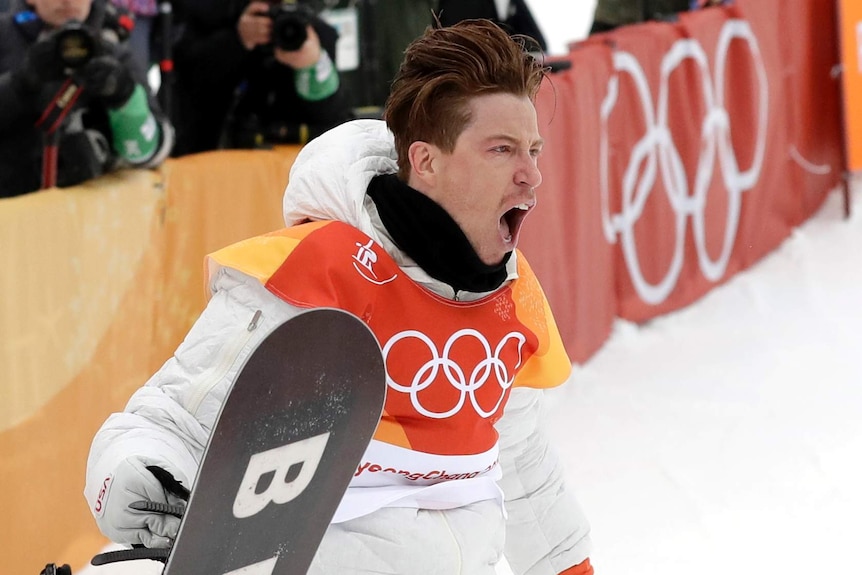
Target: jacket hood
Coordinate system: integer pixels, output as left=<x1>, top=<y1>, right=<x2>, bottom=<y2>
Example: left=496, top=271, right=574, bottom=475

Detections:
left=283, top=119, right=398, bottom=234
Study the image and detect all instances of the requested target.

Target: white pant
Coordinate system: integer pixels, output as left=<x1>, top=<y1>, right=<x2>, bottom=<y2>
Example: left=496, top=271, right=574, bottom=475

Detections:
left=307, top=500, right=506, bottom=574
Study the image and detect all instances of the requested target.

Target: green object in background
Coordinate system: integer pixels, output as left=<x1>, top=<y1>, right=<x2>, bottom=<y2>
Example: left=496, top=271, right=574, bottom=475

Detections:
left=107, top=85, right=159, bottom=163
left=295, top=51, right=340, bottom=101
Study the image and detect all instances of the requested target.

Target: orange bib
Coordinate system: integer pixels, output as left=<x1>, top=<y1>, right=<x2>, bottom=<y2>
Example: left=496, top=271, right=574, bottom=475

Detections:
left=208, top=221, right=571, bottom=458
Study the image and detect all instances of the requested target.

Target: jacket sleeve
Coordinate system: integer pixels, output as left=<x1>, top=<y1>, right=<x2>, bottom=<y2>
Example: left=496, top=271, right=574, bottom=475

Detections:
left=496, top=387, right=592, bottom=575
left=0, top=19, right=40, bottom=133
left=83, top=268, right=302, bottom=515
left=0, top=71, right=36, bottom=132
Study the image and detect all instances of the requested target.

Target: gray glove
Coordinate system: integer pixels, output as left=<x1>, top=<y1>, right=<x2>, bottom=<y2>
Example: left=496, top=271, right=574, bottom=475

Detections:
left=94, top=457, right=189, bottom=548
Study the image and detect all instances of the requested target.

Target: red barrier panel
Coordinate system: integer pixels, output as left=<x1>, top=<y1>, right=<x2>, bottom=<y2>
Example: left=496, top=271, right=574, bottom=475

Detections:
left=522, top=0, right=843, bottom=363
left=531, top=46, right=617, bottom=365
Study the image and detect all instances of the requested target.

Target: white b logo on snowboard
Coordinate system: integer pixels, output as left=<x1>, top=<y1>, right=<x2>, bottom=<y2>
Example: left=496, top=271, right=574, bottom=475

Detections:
left=222, top=432, right=331, bottom=575
left=232, top=432, right=330, bottom=519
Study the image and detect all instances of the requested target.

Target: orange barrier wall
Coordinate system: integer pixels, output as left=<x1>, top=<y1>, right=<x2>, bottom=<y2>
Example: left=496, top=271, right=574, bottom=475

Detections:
left=838, top=0, right=862, bottom=171
left=0, top=1, right=844, bottom=572
left=0, top=171, right=166, bottom=574
left=520, top=0, right=843, bottom=362
left=0, top=150, right=297, bottom=575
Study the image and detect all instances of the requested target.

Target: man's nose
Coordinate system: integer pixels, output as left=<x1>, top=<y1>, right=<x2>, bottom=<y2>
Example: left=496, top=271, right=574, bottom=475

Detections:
left=517, top=156, right=542, bottom=189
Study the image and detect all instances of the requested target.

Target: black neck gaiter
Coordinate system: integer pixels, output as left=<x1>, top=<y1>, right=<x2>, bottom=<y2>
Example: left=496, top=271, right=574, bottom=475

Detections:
left=366, top=173, right=511, bottom=294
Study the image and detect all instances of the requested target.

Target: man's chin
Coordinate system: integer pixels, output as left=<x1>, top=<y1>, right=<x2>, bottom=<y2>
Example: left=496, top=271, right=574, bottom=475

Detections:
left=481, top=249, right=513, bottom=268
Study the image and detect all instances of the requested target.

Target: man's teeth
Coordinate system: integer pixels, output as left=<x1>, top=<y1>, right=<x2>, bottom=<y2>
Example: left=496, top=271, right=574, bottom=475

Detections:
left=514, top=203, right=530, bottom=210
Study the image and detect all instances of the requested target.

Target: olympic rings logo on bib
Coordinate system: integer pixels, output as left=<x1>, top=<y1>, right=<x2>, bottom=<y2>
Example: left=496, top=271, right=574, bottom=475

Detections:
left=382, top=329, right=527, bottom=419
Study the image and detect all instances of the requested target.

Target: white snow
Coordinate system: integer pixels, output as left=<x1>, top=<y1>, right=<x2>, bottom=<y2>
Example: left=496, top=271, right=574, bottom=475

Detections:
left=546, top=181, right=862, bottom=575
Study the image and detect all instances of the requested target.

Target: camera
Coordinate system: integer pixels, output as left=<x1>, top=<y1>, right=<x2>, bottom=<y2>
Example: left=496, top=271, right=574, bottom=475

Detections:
left=266, top=2, right=315, bottom=52
left=53, top=21, right=98, bottom=69
left=46, top=7, right=132, bottom=72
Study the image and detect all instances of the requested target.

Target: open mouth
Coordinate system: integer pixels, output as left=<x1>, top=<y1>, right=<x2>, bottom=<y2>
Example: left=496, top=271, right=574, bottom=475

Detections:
left=499, top=203, right=533, bottom=244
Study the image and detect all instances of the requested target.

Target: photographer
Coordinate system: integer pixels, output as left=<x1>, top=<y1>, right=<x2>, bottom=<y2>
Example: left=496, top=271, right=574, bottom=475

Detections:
left=169, top=0, right=353, bottom=156
left=0, top=0, right=173, bottom=198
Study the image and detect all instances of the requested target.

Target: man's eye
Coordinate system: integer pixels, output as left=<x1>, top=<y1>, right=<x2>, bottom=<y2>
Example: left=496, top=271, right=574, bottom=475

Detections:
left=493, top=146, right=511, bottom=153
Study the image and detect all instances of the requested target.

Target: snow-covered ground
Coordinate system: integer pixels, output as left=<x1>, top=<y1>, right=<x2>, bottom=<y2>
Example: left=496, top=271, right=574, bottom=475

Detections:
left=78, top=184, right=862, bottom=575
left=548, top=181, right=862, bottom=575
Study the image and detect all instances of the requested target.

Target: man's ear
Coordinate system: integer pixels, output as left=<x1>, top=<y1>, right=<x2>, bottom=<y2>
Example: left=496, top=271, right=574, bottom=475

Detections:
left=407, top=140, right=438, bottom=187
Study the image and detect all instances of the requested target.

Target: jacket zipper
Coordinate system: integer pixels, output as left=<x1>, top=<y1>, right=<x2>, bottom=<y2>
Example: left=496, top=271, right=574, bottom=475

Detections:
left=186, top=309, right=263, bottom=416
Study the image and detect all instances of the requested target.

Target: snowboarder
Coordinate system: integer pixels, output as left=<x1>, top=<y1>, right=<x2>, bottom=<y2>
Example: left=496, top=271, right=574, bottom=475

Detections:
left=84, top=18, right=593, bottom=575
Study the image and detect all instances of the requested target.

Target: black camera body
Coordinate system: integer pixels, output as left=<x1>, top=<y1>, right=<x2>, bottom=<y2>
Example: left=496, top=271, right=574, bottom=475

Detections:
left=267, top=2, right=315, bottom=52
left=48, top=6, right=132, bottom=72
left=53, top=21, right=99, bottom=70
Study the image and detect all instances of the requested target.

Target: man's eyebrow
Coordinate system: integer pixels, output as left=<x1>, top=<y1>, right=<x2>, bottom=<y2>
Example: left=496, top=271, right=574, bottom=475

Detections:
left=485, top=134, right=545, bottom=148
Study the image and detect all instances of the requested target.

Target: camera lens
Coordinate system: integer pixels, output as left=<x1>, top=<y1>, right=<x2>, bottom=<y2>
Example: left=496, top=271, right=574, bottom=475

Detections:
left=270, top=5, right=312, bottom=52
left=55, top=22, right=96, bottom=68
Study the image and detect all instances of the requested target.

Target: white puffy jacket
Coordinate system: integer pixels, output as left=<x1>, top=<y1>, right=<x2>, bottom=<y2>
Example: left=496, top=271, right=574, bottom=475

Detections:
left=84, top=120, right=591, bottom=574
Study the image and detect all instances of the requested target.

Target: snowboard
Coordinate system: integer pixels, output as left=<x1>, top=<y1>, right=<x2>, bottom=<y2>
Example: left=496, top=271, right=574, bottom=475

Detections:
left=162, top=308, right=386, bottom=575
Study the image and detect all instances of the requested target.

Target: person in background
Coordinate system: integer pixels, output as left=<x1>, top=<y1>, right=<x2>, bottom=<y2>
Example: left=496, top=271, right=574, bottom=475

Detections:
left=590, top=0, right=726, bottom=34
left=84, top=19, right=593, bottom=575
left=334, top=0, right=435, bottom=111
left=0, top=0, right=173, bottom=198
left=338, top=0, right=546, bottom=111
left=108, top=0, right=157, bottom=73
left=437, top=0, right=548, bottom=52
left=169, top=0, right=352, bottom=156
